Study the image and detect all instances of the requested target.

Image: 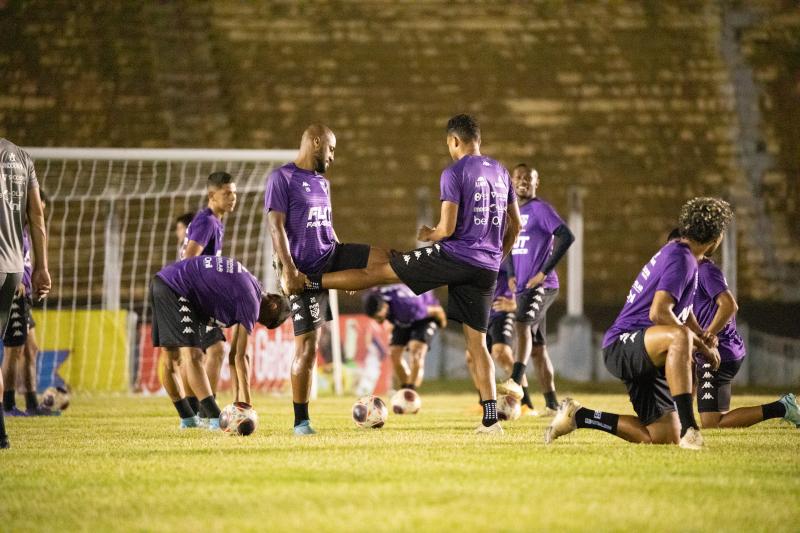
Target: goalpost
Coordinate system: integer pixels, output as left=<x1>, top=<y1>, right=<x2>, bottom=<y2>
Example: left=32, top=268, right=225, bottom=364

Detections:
left=24, top=147, right=345, bottom=395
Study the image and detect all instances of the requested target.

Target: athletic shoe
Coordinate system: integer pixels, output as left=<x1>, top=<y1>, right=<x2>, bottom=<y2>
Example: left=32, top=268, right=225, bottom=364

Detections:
left=521, top=405, right=540, bottom=417
left=475, top=422, right=504, bottom=434
left=544, top=397, right=580, bottom=445
left=541, top=406, right=558, bottom=418
left=4, top=406, right=28, bottom=417
left=207, top=418, right=220, bottom=431
left=197, top=417, right=209, bottom=429
left=497, top=379, right=523, bottom=400
left=27, top=406, right=61, bottom=417
left=778, top=393, right=800, bottom=427
left=679, top=427, right=705, bottom=450
left=293, top=420, right=317, bottom=436
left=180, top=415, right=200, bottom=429
left=0, top=437, right=8, bottom=449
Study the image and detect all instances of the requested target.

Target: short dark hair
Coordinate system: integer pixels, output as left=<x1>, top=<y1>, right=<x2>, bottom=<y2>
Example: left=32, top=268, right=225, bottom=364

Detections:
left=259, top=293, right=291, bottom=329
left=208, top=171, right=233, bottom=189
left=363, top=292, right=386, bottom=318
left=176, top=212, right=194, bottom=228
left=513, top=163, right=529, bottom=170
left=667, top=227, right=681, bottom=241
left=678, top=197, right=733, bottom=244
left=446, top=114, right=481, bottom=143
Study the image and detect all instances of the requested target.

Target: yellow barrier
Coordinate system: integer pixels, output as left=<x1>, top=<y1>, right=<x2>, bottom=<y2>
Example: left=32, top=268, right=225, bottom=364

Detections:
left=31, top=310, right=129, bottom=392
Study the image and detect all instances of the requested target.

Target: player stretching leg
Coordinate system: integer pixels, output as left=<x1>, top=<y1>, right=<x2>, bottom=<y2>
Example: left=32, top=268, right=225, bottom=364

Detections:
left=302, top=115, right=522, bottom=434
left=150, top=256, right=289, bottom=430
left=499, top=164, right=573, bottom=416
left=364, top=286, right=446, bottom=391
left=179, top=172, right=237, bottom=424
left=266, top=124, right=385, bottom=435
left=546, top=197, right=730, bottom=450
left=0, top=139, right=52, bottom=449
left=663, top=229, right=800, bottom=428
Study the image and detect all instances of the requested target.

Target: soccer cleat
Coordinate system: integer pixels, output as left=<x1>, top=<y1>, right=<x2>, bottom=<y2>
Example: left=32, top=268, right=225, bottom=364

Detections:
left=679, top=427, right=705, bottom=450
left=778, top=393, right=800, bottom=427
left=475, top=422, right=504, bottom=435
left=0, top=437, right=8, bottom=449
left=4, top=406, right=28, bottom=417
left=207, top=418, right=221, bottom=431
left=197, top=417, right=209, bottom=429
left=521, top=405, right=540, bottom=417
left=28, top=406, right=61, bottom=417
left=544, top=397, right=581, bottom=445
left=497, top=379, right=523, bottom=401
left=541, top=406, right=558, bottom=418
left=180, top=415, right=200, bottom=429
left=293, top=420, right=317, bottom=436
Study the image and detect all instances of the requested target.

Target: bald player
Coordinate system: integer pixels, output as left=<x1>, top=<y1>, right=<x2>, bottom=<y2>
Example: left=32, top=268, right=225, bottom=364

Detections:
left=265, top=124, right=387, bottom=435
left=0, top=138, right=51, bottom=449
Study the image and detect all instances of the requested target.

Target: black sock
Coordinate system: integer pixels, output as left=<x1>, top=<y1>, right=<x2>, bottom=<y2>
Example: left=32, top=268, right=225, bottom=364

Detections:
left=306, top=274, right=322, bottom=291
left=3, top=390, right=14, bottom=410
left=200, top=396, right=221, bottom=419
left=186, top=396, right=200, bottom=416
left=762, top=400, right=786, bottom=420
left=402, top=384, right=415, bottom=390
left=673, top=393, right=698, bottom=437
left=24, top=392, right=38, bottom=411
left=521, top=387, right=534, bottom=409
left=575, top=407, right=619, bottom=434
left=198, top=403, right=209, bottom=419
left=173, top=398, right=195, bottom=419
left=481, top=399, right=498, bottom=427
left=0, top=404, right=6, bottom=439
left=511, top=362, right=526, bottom=384
left=544, top=391, right=558, bottom=410
left=293, top=402, right=310, bottom=427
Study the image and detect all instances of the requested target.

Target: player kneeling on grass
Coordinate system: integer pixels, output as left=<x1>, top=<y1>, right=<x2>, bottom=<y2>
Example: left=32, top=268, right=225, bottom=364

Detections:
left=364, top=285, right=446, bottom=392
left=546, top=197, right=731, bottom=450
left=664, top=228, right=800, bottom=429
left=150, top=256, right=290, bottom=430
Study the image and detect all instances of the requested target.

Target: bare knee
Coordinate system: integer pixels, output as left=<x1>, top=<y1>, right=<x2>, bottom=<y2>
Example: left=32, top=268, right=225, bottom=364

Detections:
left=700, top=412, right=722, bottom=429
left=294, top=332, right=318, bottom=366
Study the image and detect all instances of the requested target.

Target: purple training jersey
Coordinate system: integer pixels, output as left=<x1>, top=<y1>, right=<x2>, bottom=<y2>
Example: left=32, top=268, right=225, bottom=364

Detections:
left=180, top=207, right=224, bottom=259
left=511, top=198, right=565, bottom=291
left=603, top=241, right=698, bottom=348
left=438, top=155, right=516, bottom=271
left=375, top=284, right=434, bottom=327
left=157, top=256, right=262, bottom=333
left=264, top=163, right=336, bottom=274
left=22, top=228, right=32, bottom=291
left=694, top=259, right=745, bottom=361
left=490, top=260, right=513, bottom=321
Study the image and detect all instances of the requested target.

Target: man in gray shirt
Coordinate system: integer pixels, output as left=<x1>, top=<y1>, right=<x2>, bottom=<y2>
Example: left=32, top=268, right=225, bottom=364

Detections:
left=0, top=138, right=51, bottom=449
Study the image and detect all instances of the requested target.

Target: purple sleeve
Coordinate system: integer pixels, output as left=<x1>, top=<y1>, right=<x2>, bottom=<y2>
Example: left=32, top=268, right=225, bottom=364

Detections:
left=542, top=203, right=566, bottom=234
left=264, top=171, right=289, bottom=213
left=186, top=215, right=213, bottom=247
left=422, top=291, right=439, bottom=307
left=506, top=169, right=517, bottom=204
left=439, top=167, right=460, bottom=204
left=701, top=263, right=729, bottom=301
left=656, top=252, right=694, bottom=303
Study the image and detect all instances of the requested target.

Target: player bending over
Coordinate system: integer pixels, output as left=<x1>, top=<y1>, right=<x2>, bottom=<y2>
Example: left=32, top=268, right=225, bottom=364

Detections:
left=545, top=197, right=729, bottom=450
left=301, top=114, right=522, bottom=434
left=498, top=164, right=574, bottom=416
left=150, top=256, right=289, bottom=429
left=178, top=172, right=237, bottom=424
left=364, top=285, right=446, bottom=392
left=663, top=229, right=800, bottom=428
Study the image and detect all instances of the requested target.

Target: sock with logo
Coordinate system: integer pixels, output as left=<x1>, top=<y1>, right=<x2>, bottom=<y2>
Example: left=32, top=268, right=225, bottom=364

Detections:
left=510, top=362, right=526, bottom=385
left=761, top=401, right=786, bottom=420
left=575, top=407, right=619, bottom=435
left=673, top=393, right=698, bottom=437
left=543, top=390, right=558, bottom=411
left=521, top=387, right=534, bottom=409
left=481, top=400, right=498, bottom=427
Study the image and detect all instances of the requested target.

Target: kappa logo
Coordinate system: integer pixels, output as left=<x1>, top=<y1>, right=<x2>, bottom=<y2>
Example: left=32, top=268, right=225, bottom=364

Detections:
left=534, top=295, right=543, bottom=302
left=702, top=372, right=713, bottom=379
left=593, top=411, right=602, bottom=420
left=536, top=286, right=545, bottom=294
left=302, top=181, right=311, bottom=192
left=482, top=160, right=492, bottom=167
left=179, top=306, right=190, bottom=312
left=530, top=302, right=540, bottom=311
left=702, top=382, right=713, bottom=389
left=434, top=243, right=441, bottom=252
left=293, top=313, right=303, bottom=321
left=11, top=320, right=22, bottom=328
left=620, top=331, right=639, bottom=344
left=178, top=297, right=188, bottom=302
left=13, top=330, right=22, bottom=337
left=425, top=247, right=433, bottom=255
left=291, top=302, right=301, bottom=311
left=10, top=302, right=18, bottom=310
left=182, top=327, right=194, bottom=334
left=181, top=316, right=192, bottom=323
left=503, top=326, right=513, bottom=334
left=414, top=251, right=422, bottom=260
left=701, top=393, right=714, bottom=400
left=526, top=310, right=536, bottom=318
left=702, top=363, right=711, bottom=369
left=403, top=254, right=411, bottom=264
left=10, top=312, right=20, bottom=319
left=475, top=176, right=487, bottom=187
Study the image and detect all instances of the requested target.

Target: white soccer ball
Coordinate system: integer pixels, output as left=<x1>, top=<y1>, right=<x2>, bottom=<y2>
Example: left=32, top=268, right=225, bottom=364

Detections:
left=497, top=394, right=521, bottom=421
left=390, top=388, right=421, bottom=415
left=219, top=402, right=258, bottom=436
left=352, top=395, right=388, bottom=429
left=41, top=386, right=70, bottom=411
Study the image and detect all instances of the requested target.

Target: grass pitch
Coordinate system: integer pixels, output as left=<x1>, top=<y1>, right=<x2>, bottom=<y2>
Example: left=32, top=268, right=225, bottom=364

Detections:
left=1, top=390, right=798, bottom=532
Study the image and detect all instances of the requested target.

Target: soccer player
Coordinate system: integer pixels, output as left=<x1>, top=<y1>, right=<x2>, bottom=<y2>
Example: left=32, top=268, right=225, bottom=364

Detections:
left=663, top=229, right=800, bottom=428
left=174, top=212, right=194, bottom=258
left=364, top=286, right=446, bottom=390
left=301, top=114, right=522, bottom=434
left=179, top=172, right=236, bottom=422
left=0, top=138, right=52, bottom=449
left=265, top=124, right=385, bottom=435
left=498, top=164, right=574, bottom=416
left=150, top=255, right=290, bottom=429
left=545, top=197, right=730, bottom=450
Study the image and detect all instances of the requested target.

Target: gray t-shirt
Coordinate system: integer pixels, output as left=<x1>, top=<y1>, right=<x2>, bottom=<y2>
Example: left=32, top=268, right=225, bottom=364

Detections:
left=0, top=138, right=39, bottom=273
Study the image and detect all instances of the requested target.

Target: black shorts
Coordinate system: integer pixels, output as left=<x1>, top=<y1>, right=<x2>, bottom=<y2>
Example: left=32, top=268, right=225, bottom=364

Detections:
left=514, top=287, right=558, bottom=345
left=3, top=293, right=29, bottom=347
left=603, top=329, right=675, bottom=425
left=389, top=245, right=497, bottom=332
left=390, top=318, right=439, bottom=347
left=696, top=358, right=744, bottom=413
left=486, top=312, right=514, bottom=350
left=150, top=276, right=208, bottom=350
left=291, top=242, right=371, bottom=336
left=200, top=325, right=226, bottom=351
